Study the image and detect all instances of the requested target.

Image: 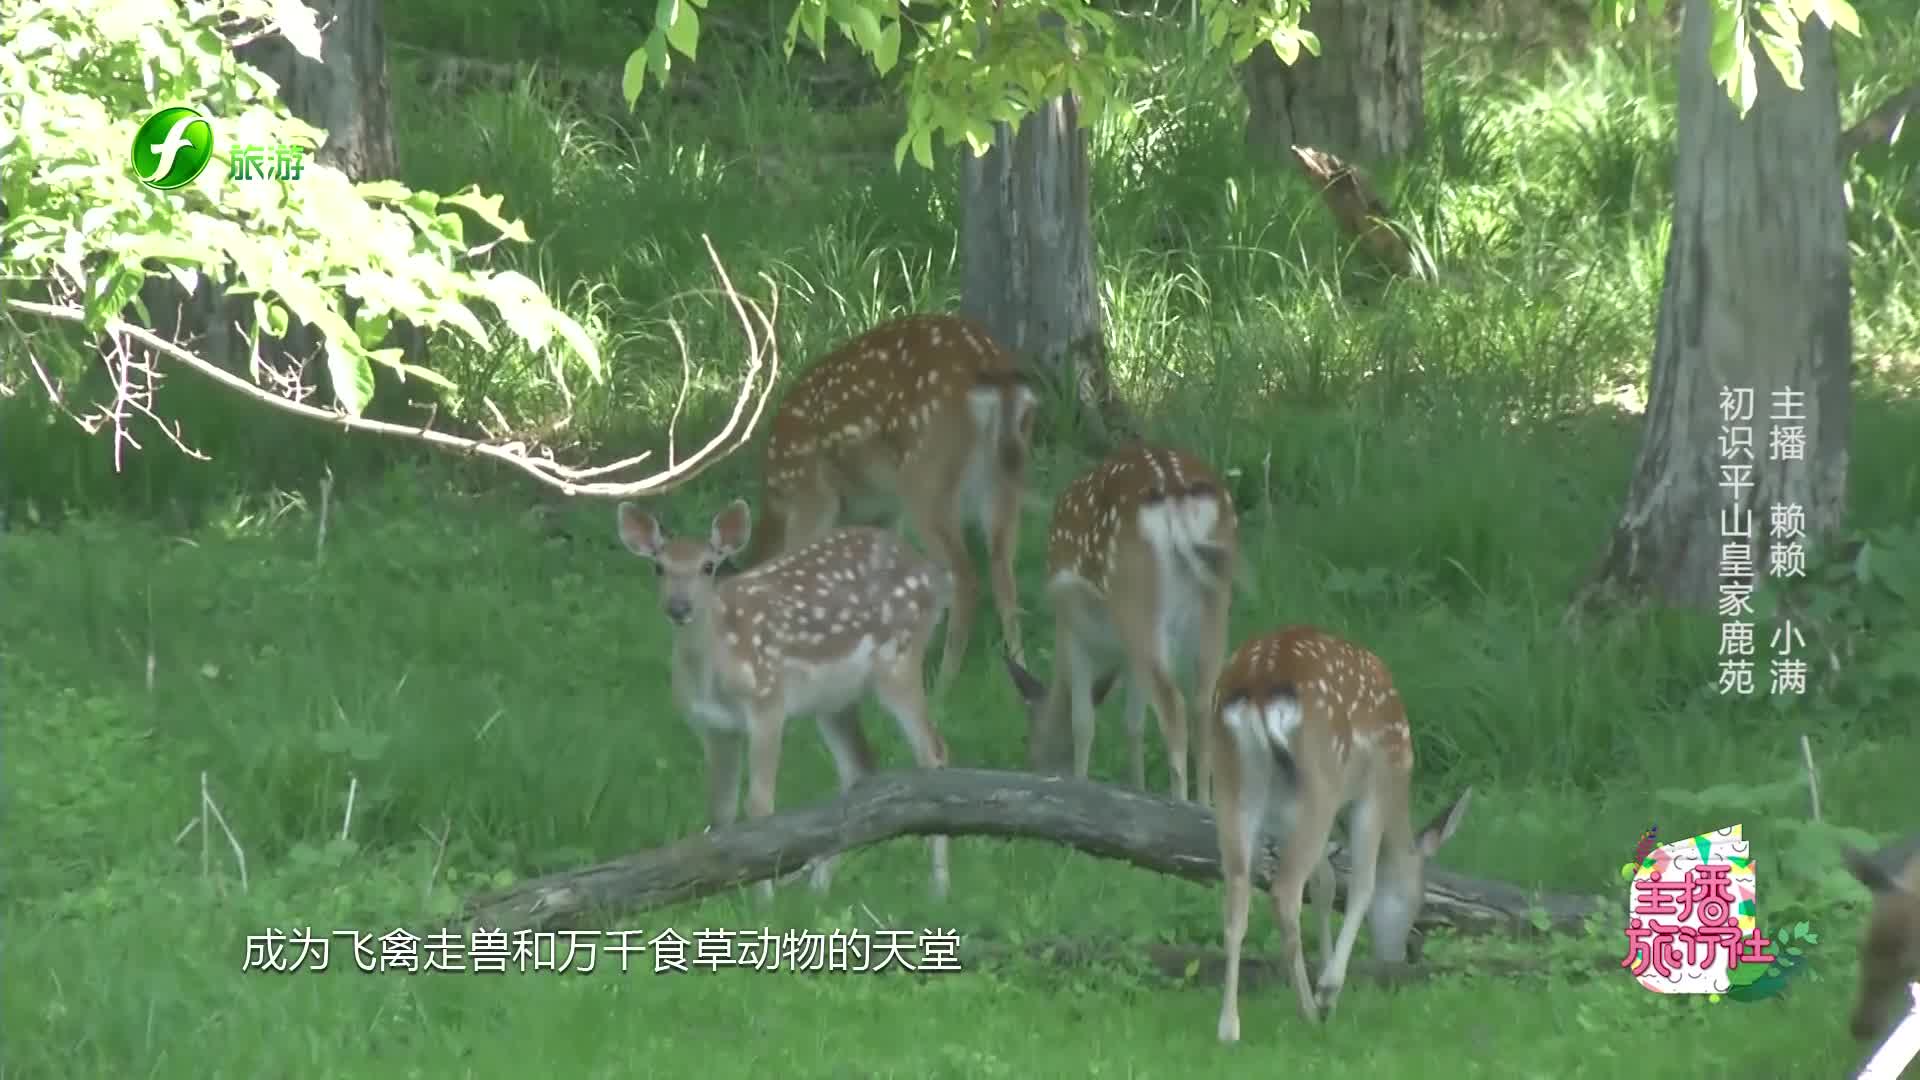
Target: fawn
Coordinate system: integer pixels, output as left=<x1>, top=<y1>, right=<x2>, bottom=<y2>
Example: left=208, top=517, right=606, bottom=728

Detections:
left=742, top=314, right=1037, bottom=695
left=1003, top=443, right=1238, bottom=805
left=1211, top=626, right=1472, bottom=1040
left=1844, top=832, right=1920, bottom=1043
left=617, top=499, right=953, bottom=900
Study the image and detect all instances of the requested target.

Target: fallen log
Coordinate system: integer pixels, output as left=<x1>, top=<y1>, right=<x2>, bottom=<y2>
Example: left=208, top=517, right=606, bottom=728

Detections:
left=463, top=768, right=1607, bottom=935
left=962, top=933, right=1621, bottom=988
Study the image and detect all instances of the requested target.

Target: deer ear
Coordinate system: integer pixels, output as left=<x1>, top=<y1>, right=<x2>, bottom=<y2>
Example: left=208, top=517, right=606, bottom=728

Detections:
left=1416, top=787, right=1473, bottom=857
left=1003, top=651, right=1045, bottom=704
left=711, top=499, right=752, bottom=559
left=1844, top=846, right=1898, bottom=893
left=617, top=502, right=665, bottom=558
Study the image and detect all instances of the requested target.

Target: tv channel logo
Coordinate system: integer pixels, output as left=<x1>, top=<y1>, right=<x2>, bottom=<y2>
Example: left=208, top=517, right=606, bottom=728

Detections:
left=132, top=107, right=215, bottom=190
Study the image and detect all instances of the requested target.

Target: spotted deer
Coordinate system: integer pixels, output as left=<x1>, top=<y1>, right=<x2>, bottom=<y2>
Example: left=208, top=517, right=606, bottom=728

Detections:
left=1211, top=626, right=1472, bottom=1040
left=741, top=314, right=1038, bottom=696
left=1002, top=443, right=1237, bottom=805
left=1843, top=833, right=1920, bottom=1043
left=617, top=499, right=953, bottom=901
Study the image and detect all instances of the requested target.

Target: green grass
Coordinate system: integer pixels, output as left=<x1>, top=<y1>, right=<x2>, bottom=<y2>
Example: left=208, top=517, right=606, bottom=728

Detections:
left=8, top=2, right=1920, bottom=1076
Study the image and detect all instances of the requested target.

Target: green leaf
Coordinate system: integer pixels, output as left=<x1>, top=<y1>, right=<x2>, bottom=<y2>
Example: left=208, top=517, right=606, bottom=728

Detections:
left=1827, top=0, right=1860, bottom=35
left=1734, top=35, right=1759, bottom=114
left=782, top=3, right=806, bottom=56
left=621, top=46, right=650, bottom=104
left=1758, top=31, right=1804, bottom=91
left=836, top=0, right=882, bottom=55
left=254, top=299, right=290, bottom=339
left=663, top=0, right=699, bottom=61
left=1710, top=11, right=1740, bottom=85
left=645, top=32, right=670, bottom=87
left=911, top=126, right=934, bottom=169
left=440, top=188, right=530, bottom=244
left=353, top=306, right=392, bottom=350
left=874, top=19, right=901, bottom=76
left=326, top=342, right=376, bottom=416
left=398, top=363, right=458, bottom=391
left=805, top=1, right=830, bottom=57
left=272, top=0, right=324, bottom=60
left=1759, top=3, right=1802, bottom=43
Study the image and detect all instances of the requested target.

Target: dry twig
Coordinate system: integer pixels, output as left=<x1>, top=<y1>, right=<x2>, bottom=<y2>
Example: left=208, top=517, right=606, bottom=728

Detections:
left=5, top=236, right=781, bottom=500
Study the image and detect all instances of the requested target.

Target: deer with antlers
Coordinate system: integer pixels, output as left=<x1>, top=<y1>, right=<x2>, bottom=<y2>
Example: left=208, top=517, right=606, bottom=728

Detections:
left=1003, top=443, right=1238, bottom=805
left=741, top=314, right=1037, bottom=695
left=1843, top=833, right=1920, bottom=1044
left=617, top=499, right=953, bottom=900
left=1211, top=626, right=1473, bottom=1039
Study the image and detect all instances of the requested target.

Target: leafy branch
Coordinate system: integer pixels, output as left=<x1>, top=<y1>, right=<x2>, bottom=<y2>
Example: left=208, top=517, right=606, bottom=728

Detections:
left=622, top=0, right=1321, bottom=171
left=1598, top=0, right=1863, bottom=115
left=2, top=0, right=780, bottom=493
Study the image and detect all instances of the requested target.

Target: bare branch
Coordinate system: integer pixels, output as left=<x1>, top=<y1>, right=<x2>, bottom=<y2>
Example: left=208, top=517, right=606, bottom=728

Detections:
left=4, top=235, right=782, bottom=499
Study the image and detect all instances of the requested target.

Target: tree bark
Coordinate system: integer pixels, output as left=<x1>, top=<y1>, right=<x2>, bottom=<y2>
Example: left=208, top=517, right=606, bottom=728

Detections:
left=960, top=93, right=1127, bottom=443
left=1576, top=0, right=1851, bottom=612
left=239, top=0, right=399, bottom=181
left=461, top=768, right=1604, bottom=935
left=1240, top=0, right=1424, bottom=165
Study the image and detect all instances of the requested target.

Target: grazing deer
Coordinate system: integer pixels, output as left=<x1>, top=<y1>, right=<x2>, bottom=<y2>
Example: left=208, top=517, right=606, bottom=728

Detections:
left=1843, top=833, right=1920, bottom=1042
left=742, top=314, right=1038, bottom=695
left=1211, top=626, right=1472, bottom=1039
left=1002, top=443, right=1237, bottom=805
left=617, top=499, right=953, bottom=901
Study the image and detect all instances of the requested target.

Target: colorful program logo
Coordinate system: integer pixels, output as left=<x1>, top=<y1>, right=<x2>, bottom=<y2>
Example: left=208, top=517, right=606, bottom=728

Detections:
left=1620, top=823, right=1815, bottom=1003
left=132, top=107, right=214, bottom=190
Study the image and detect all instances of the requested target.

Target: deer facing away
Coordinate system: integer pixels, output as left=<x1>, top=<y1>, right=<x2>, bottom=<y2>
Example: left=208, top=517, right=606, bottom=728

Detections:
left=1843, top=832, right=1920, bottom=1043
left=617, top=499, right=953, bottom=901
left=741, top=314, right=1038, bottom=696
left=1003, top=443, right=1238, bottom=805
left=1211, top=626, right=1472, bottom=1040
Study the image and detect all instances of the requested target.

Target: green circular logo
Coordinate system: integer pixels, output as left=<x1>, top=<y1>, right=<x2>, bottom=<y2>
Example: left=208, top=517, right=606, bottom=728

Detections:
left=132, top=107, right=214, bottom=190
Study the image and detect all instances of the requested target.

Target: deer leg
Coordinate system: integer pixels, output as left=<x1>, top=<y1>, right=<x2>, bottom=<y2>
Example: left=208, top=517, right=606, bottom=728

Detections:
left=1122, top=678, right=1148, bottom=791
left=873, top=655, right=952, bottom=899
left=742, top=697, right=788, bottom=903
left=982, top=480, right=1026, bottom=669
left=1272, top=778, right=1340, bottom=1024
left=698, top=728, right=744, bottom=830
left=1216, top=736, right=1263, bottom=1044
left=1317, top=795, right=1384, bottom=1016
left=1192, top=584, right=1232, bottom=809
left=809, top=706, right=877, bottom=893
left=1060, top=631, right=1100, bottom=781
left=902, top=490, right=976, bottom=698
left=778, top=479, right=842, bottom=556
left=1309, top=856, right=1336, bottom=976
left=1116, top=614, right=1187, bottom=802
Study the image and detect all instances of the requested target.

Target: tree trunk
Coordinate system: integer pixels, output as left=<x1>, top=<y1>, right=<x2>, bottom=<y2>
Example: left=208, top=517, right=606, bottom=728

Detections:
left=960, top=93, right=1126, bottom=443
left=238, top=0, right=399, bottom=181
left=1240, top=0, right=1424, bottom=165
left=460, top=767, right=1605, bottom=935
left=1577, top=0, right=1851, bottom=613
